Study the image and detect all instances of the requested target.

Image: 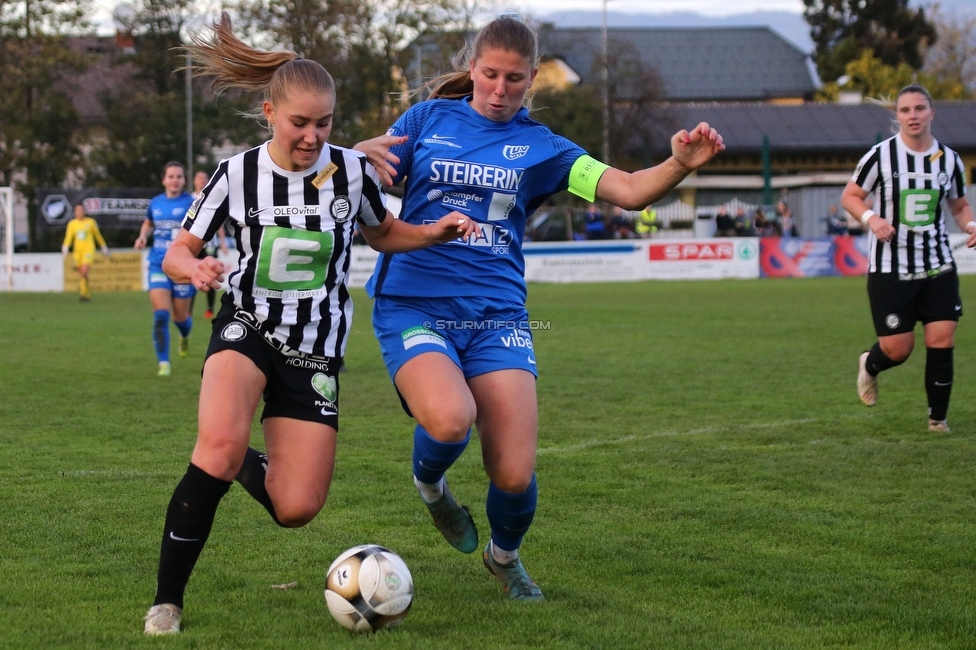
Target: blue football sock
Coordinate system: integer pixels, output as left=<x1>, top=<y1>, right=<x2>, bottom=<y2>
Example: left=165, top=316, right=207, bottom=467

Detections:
left=486, top=474, right=537, bottom=552
left=174, top=316, right=192, bottom=339
left=412, top=425, right=470, bottom=485
left=153, top=310, right=170, bottom=363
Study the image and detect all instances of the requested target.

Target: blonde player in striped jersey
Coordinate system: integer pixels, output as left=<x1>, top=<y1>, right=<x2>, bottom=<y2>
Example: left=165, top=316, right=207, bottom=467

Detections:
left=142, top=13, right=477, bottom=636
left=61, top=203, right=109, bottom=302
left=843, top=83, right=976, bottom=432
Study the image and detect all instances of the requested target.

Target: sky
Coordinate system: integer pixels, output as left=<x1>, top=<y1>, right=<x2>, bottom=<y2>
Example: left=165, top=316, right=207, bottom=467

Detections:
left=91, top=0, right=806, bottom=34
left=518, top=0, right=803, bottom=17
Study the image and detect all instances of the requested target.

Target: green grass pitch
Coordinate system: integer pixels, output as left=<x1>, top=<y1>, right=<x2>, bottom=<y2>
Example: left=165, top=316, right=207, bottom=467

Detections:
left=1, top=277, right=975, bottom=649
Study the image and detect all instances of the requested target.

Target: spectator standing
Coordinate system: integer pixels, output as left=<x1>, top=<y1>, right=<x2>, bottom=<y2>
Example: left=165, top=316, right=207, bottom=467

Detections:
left=826, top=204, right=848, bottom=235
left=635, top=205, right=658, bottom=238
left=777, top=200, right=797, bottom=237
left=714, top=205, right=735, bottom=237
left=754, top=207, right=775, bottom=237
left=734, top=206, right=755, bottom=236
left=584, top=203, right=606, bottom=240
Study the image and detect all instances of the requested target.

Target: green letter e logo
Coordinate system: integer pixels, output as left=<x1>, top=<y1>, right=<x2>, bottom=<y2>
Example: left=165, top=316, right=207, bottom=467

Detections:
left=256, top=226, right=334, bottom=291
left=901, top=189, right=939, bottom=228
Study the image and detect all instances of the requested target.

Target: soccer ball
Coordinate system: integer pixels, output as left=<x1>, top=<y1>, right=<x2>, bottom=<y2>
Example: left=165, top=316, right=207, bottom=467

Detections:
left=324, top=544, right=414, bottom=633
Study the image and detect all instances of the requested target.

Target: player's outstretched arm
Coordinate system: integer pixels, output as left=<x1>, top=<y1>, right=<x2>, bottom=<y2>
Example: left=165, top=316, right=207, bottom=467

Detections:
left=359, top=210, right=479, bottom=253
left=594, top=122, right=725, bottom=210
left=163, top=229, right=226, bottom=292
left=354, top=135, right=409, bottom=188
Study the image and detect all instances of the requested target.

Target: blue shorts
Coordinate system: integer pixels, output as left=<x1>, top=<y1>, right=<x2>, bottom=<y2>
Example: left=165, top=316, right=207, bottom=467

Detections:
left=148, top=260, right=195, bottom=299
left=372, top=295, right=538, bottom=383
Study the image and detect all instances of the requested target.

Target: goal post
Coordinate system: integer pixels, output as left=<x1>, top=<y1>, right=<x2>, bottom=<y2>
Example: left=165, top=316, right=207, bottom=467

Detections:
left=1, top=186, right=13, bottom=291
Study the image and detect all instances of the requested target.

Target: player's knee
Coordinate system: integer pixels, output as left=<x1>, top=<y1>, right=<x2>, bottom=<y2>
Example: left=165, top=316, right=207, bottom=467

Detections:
left=489, top=467, right=535, bottom=494
left=881, top=343, right=912, bottom=363
left=192, top=438, right=248, bottom=481
left=421, top=409, right=475, bottom=443
left=273, top=499, right=325, bottom=527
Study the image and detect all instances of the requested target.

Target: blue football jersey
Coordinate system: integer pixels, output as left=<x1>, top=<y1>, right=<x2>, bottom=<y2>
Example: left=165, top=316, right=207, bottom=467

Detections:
left=366, top=99, right=586, bottom=303
left=146, top=192, right=194, bottom=265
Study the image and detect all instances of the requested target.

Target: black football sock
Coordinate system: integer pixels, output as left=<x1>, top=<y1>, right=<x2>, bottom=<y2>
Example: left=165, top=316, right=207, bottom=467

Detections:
left=925, top=347, right=953, bottom=422
left=865, top=342, right=903, bottom=376
left=154, top=463, right=231, bottom=608
left=235, top=447, right=284, bottom=526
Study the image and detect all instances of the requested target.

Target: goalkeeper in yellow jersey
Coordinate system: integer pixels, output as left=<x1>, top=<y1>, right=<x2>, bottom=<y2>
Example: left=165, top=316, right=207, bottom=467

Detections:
left=61, top=204, right=109, bottom=302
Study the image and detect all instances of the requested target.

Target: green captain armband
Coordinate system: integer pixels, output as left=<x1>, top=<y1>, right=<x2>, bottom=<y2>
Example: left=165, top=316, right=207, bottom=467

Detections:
left=567, top=155, right=610, bottom=202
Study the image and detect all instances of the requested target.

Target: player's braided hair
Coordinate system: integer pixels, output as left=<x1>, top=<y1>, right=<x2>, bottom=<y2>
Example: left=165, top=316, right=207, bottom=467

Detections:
left=423, top=13, right=539, bottom=102
left=186, top=11, right=334, bottom=108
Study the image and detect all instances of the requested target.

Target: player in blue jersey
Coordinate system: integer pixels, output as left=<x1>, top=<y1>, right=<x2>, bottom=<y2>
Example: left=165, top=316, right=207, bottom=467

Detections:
left=134, top=161, right=196, bottom=376
left=357, top=13, right=724, bottom=601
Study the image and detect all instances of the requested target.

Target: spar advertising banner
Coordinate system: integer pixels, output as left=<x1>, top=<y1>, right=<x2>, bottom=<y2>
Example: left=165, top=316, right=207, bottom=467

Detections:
left=644, top=239, right=759, bottom=280
left=521, top=239, right=760, bottom=282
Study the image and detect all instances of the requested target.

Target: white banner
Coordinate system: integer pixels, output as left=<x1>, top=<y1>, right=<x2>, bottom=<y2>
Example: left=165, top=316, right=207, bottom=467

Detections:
left=347, top=246, right=379, bottom=289
left=523, top=239, right=760, bottom=282
left=950, top=234, right=976, bottom=275
left=0, top=253, right=64, bottom=291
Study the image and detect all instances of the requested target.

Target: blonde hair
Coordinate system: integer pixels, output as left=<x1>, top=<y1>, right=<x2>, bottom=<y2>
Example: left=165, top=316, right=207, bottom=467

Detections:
left=186, top=12, right=334, bottom=108
left=423, top=14, right=539, bottom=101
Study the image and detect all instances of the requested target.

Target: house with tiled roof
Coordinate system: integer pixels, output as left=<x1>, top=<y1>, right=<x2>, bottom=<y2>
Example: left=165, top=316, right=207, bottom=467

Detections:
left=537, top=26, right=818, bottom=103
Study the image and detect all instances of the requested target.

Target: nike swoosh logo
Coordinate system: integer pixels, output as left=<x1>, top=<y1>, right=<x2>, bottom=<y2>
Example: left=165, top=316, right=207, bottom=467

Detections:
left=169, top=532, right=200, bottom=542
left=429, top=134, right=454, bottom=140
left=527, top=357, right=536, bottom=365
left=934, top=381, right=953, bottom=386
left=955, top=305, right=962, bottom=310
left=320, top=408, right=338, bottom=416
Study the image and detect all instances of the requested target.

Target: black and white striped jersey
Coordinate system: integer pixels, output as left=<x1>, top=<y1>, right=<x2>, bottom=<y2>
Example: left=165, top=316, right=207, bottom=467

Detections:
left=183, top=141, right=387, bottom=358
left=852, top=135, right=968, bottom=275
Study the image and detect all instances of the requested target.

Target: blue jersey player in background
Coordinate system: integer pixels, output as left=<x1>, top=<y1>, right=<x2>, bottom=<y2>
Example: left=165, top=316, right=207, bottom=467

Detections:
left=135, top=161, right=196, bottom=377
left=357, top=13, right=724, bottom=601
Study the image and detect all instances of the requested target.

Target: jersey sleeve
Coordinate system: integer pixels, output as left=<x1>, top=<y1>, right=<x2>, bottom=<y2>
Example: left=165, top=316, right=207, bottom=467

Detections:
left=385, top=102, right=435, bottom=184
left=356, top=156, right=388, bottom=227
left=948, top=150, right=967, bottom=200
left=62, top=221, right=75, bottom=249
left=184, top=161, right=230, bottom=242
left=90, top=220, right=107, bottom=248
left=852, top=145, right=881, bottom=192
left=546, top=132, right=592, bottom=197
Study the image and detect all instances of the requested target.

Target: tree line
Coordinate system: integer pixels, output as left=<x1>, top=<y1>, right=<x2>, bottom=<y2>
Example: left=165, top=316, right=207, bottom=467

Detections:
left=1, top=0, right=973, bottom=249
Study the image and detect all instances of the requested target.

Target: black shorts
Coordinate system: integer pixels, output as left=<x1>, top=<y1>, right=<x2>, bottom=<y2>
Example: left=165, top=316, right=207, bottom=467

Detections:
left=867, top=269, right=962, bottom=336
left=206, top=304, right=341, bottom=429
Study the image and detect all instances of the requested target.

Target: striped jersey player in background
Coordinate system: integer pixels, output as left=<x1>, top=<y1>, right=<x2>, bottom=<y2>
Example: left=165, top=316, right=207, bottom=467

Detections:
left=843, top=83, right=976, bottom=432
left=142, top=13, right=476, bottom=636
